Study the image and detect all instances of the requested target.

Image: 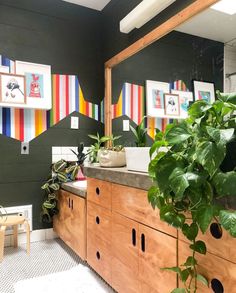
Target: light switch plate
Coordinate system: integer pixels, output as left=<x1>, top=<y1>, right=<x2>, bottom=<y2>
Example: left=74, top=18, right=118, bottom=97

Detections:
left=123, top=120, right=130, bottom=131
left=71, top=116, right=79, bottom=129
left=21, top=142, right=29, bottom=155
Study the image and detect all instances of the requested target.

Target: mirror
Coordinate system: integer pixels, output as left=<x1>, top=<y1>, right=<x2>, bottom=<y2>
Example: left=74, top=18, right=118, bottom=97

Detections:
left=110, top=3, right=236, bottom=144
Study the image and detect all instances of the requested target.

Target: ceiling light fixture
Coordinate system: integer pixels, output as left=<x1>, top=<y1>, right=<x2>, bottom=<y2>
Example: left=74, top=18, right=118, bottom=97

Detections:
left=120, top=0, right=176, bottom=34
left=211, top=0, right=236, bottom=15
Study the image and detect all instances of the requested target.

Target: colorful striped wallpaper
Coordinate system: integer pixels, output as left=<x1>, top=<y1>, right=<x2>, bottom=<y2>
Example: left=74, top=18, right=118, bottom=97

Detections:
left=112, top=81, right=189, bottom=139
left=0, top=56, right=103, bottom=142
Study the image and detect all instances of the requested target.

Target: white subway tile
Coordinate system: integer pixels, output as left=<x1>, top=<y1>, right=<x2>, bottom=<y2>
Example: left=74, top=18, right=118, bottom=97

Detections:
left=52, top=147, right=61, bottom=155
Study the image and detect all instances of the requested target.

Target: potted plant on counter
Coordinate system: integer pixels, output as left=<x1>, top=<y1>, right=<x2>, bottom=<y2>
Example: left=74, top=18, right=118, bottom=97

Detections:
left=88, top=132, right=110, bottom=164
left=125, top=117, right=150, bottom=172
left=148, top=91, right=236, bottom=292
left=99, top=134, right=126, bottom=168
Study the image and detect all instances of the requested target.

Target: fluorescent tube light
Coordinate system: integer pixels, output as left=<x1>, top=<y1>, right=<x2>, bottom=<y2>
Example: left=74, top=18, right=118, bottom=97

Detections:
left=120, top=0, right=176, bottom=34
left=211, top=0, right=236, bottom=15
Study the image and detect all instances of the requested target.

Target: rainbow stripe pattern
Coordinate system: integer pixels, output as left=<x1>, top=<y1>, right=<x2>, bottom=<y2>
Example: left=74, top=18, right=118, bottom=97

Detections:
left=0, top=55, right=103, bottom=142
left=112, top=81, right=189, bottom=139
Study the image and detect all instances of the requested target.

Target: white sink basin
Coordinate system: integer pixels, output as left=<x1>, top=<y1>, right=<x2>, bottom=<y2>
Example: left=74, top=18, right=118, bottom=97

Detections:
left=72, top=180, right=87, bottom=188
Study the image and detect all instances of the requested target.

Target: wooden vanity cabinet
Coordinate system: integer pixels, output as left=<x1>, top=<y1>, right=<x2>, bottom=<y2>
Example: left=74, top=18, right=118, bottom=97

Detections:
left=87, top=178, right=177, bottom=293
left=53, top=189, right=86, bottom=260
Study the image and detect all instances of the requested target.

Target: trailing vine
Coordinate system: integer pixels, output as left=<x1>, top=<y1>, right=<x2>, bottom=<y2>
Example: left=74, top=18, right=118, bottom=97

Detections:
left=148, top=91, right=236, bottom=292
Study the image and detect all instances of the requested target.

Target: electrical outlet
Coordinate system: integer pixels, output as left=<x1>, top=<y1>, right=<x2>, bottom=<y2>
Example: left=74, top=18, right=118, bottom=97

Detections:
left=21, top=142, right=29, bottom=155
left=123, top=120, right=130, bottom=131
left=71, top=116, right=79, bottom=129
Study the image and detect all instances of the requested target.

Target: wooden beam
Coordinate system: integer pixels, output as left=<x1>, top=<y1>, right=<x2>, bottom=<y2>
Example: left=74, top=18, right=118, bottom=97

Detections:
left=105, top=0, right=220, bottom=68
left=104, top=67, right=112, bottom=138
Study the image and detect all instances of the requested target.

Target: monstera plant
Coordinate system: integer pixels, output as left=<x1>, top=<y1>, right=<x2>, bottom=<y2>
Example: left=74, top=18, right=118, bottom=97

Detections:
left=148, top=91, right=236, bottom=293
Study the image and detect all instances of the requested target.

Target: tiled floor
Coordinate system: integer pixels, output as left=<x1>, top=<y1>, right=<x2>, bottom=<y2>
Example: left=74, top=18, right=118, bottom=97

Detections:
left=0, top=239, right=112, bottom=293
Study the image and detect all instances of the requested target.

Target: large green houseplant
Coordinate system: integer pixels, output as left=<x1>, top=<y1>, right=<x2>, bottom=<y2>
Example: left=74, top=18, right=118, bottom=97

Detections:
left=148, top=91, right=236, bottom=293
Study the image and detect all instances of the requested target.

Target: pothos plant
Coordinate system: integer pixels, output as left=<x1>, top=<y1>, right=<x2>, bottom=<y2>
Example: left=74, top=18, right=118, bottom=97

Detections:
left=148, top=91, right=236, bottom=293
left=41, top=159, right=79, bottom=223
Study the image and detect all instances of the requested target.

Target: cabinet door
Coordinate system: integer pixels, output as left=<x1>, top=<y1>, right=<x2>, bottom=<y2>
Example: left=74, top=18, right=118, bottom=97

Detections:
left=69, top=193, right=86, bottom=260
left=179, top=240, right=236, bottom=292
left=138, top=224, right=177, bottom=293
left=112, top=212, right=140, bottom=293
left=53, top=190, right=70, bottom=238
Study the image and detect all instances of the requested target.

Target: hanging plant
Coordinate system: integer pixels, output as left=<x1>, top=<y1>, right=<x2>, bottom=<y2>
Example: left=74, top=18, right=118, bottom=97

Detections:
left=41, top=159, right=79, bottom=223
left=148, top=91, right=236, bottom=292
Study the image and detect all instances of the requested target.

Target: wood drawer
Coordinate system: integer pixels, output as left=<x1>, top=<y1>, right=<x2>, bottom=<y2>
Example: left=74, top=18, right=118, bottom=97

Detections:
left=87, top=201, right=112, bottom=243
left=179, top=240, right=236, bottom=292
left=112, top=183, right=177, bottom=237
left=87, top=233, right=112, bottom=285
left=87, top=178, right=112, bottom=210
left=179, top=221, right=236, bottom=264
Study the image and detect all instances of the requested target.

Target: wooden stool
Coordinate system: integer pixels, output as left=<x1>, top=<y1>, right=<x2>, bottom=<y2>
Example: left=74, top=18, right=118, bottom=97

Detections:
left=0, top=215, right=30, bottom=261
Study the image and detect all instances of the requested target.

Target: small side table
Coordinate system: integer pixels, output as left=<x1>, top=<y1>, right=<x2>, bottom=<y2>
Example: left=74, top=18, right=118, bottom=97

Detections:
left=0, top=215, right=30, bottom=261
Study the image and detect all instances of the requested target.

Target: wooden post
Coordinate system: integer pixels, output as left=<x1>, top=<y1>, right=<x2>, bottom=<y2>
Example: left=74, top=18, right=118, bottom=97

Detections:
left=105, top=67, right=112, bottom=139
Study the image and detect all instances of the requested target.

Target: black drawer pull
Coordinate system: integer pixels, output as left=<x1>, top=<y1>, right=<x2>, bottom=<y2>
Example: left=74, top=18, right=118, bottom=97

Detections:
left=96, top=187, right=100, bottom=195
left=69, top=198, right=71, bottom=208
left=96, top=216, right=100, bottom=224
left=210, top=223, right=222, bottom=239
left=71, top=199, right=74, bottom=210
left=96, top=251, right=100, bottom=260
left=141, top=233, right=145, bottom=252
left=211, top=278, right=224, bottom=293
left=132, top=228, right=136, bottom=246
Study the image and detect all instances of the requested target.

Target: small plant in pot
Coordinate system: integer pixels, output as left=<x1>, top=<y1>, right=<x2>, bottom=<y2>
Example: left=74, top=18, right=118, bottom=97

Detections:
left=70, top=142, right=90, bottom=180
left=99, top=134, right=126, bottom=168
left=88, top=132, right=110, bottom=164
left=148, top=91, right=236, bottom=292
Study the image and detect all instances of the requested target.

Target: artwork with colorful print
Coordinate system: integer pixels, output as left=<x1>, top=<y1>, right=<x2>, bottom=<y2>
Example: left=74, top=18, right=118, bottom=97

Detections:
left=26, top=73, right=44, bottom=99
left=193, top=80, right=215, bottom=103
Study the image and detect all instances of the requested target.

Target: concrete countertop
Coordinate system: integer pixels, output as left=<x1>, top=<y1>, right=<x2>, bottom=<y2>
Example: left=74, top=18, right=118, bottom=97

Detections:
left=61, top=181, right=87, bottom=198
left=83, top=165, right=152, bottom=191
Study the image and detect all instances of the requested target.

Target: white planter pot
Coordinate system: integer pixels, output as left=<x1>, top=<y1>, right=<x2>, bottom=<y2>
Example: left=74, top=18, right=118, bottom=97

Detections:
left=125, top=147, right=169, bottom=173
left=99, top=149, right=126, bottom=168
left=125, top=147, right=150, bottom=173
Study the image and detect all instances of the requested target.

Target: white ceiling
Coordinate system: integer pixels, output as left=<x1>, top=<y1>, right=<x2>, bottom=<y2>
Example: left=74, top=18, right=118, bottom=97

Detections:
left=176, top=8, right=236, bottom=45
left=62, top=0, right=111, bottom=11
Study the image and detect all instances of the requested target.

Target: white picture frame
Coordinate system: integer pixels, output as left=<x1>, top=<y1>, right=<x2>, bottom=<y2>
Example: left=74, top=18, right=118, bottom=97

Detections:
left=193, top=80, right=215, bottom=103
left=0, top=73, right=26, bottom=105
left=15, top=60, right=52, bottom=110
left=146, top=80, right=170, bottom=117
left=0, top=65, right=10, bottom=74
left=171, top=90, right=193, bottom=118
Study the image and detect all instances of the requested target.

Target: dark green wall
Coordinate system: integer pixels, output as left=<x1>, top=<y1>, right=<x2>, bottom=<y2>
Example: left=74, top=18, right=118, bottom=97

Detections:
left=0, top=0, right=104, bottom=229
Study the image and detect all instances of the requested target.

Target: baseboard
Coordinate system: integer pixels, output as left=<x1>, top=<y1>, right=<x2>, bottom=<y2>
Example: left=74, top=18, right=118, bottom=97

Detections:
left=4, top=228, right=58, bottom=247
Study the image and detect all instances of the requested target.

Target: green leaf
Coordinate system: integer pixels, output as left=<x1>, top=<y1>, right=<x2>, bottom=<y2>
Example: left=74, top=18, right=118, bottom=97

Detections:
left=148, top=186, right=164, bottom=209
left=213, top=171, right=236, bottom=197
left=160, top=205, right=185, bottom=228
left=53, top=160, right=67, bottom=172
left=196, top=274, right=209, bottom=287
left=162, top=266, right=181, bottom=274
left=182, top=223, right=199, bottom=241
left=100, top=136, right=110, bottom=143
left=196, top=141, right=225, bottom=177
left=171, top=289, right=186, bottom=293
left=180, top=268, right=191, bottom=282
left=165, top=124, right=191, bottom=145
left=220, top=128, right=235, bottom=143
left=148, top=152, right=167, bottom=179
left=188, top=100, right=212, bottom=119
left=149, top=140, right=167, bottom=158
left=219, top=210, right=236, bottom=237
left=183, top=256, right=197, bottom=267
left=196, top=205, right=214, bottom=234
left=88, top=134, right=99, bottom=141
left=206, top=126, right=220, bottom=142
left=169, top=168, right=189, bottom=200
left=217, top=91, right=236, bottom=104
left=49, top=183, right=60, bottom=191
left=190, top=240, right=207, bottom=255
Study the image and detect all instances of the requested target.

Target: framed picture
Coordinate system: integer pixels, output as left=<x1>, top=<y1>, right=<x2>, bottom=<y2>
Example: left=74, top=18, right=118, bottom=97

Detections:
left=0, top=73, right=26, bottom=105
left=171, top=90, right=193, bottom=118
left=0, top=65, right=10, bottom=74
left=193, top=80, right=215, bottom=103
left=164, top=94, right=180, bottom=117
left=15, top=60, right=52, bottom=109
left=146, top=80, right=170, bottom=117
